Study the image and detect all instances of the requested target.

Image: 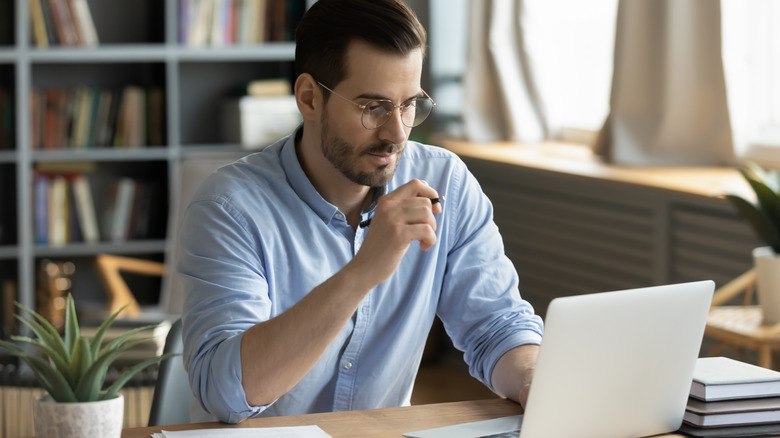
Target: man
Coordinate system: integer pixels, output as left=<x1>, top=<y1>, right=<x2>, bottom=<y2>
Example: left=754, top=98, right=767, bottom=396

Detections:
left=179, top=0, right=543, bottom=423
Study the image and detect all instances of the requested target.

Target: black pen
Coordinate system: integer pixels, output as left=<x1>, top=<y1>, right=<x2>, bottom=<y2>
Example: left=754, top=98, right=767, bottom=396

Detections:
left=359, top=197, right=442, bottom=228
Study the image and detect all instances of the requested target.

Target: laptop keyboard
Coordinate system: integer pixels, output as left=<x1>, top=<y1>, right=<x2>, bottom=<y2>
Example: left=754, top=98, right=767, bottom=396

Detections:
left=476, top=431, right=521, bottom=438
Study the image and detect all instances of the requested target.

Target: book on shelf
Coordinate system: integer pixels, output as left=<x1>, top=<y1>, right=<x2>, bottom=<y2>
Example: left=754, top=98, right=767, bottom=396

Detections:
left=47, top=0, right=80, bottom=46
left=30, top=89, right=43, bottom=149
left=48, top=174, right=69, bottom=247
left=93, top=89, right=115, bottom=147
left=34, top=173, right=49, bottom=245
left=67, top=0, right=99, bottom=46
left=114, top=86, right=149, bottom=148
left=127, top=181, right=157, bottom=240
left=30, top=0, right=98, bottom=47
left=109, top=177, right=136, bottom=242
left=684, top=396, right=780, bottom=428
left=31, top=86, right=163, bottom=149
left=180, top=0, right=302, bottom=46
left=71, top=86, right=93, bottom=149
left=39, top=0, right=60, bottom=46
left=96, top=176, right=161, bottom=243
left=29, top=0, right=51, bottom=48
left=147, top=87, right=166, bottom=146
left=71, top=174, right=100, bottom=243
left=67, top=182, right=83, bottom=243
left=33, top=163, right=162, bottom=245
left=239, top=78, right=292, bottom=97
left=690, top=357, right=780, bottom=402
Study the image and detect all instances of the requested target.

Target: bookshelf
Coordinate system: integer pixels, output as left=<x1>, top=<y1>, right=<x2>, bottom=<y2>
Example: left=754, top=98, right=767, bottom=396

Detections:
left=0, top=0, right=311, bottom=327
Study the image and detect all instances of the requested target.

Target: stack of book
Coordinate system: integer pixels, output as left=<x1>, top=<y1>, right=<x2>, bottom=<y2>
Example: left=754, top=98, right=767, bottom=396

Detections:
left=680, top=356, right=780, bottom=437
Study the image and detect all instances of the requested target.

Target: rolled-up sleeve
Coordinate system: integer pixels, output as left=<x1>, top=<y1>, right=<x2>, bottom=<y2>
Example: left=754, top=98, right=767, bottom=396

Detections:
left=437, top=163, right=543, bottom=391
left=178, top=193, right=275, bottom=423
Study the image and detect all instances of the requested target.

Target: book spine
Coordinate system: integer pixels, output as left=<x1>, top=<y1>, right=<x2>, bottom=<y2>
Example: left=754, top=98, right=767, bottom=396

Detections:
left=48, top=174, right=68, bottom=246
left=110, top=178, right=136, bottom=242
left=34, top=173, right=49, bottom=244
left=67, top=0, right=99, bottom=46
left=72, top=174, right=100, bottom=243
left=47, top=0, right=79, bottom=46
left=29, top=0, right=50, bottom=48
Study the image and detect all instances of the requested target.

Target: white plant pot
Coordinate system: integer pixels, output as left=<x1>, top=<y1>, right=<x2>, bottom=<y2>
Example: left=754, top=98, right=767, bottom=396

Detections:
left=753, top=246, right=780, bottom=325
left=33, top=393, right=124, bottom=438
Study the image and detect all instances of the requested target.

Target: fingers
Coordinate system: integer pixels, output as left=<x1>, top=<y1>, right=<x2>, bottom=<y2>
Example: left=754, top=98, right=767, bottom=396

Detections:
left=350, top=180, right=442, bottom=286
left=385, top=179, right=439, bottom=203
left=375, top=180, right=441, bottom=233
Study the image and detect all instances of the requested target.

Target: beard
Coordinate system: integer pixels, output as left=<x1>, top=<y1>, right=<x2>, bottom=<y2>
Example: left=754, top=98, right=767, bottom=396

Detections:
left=320, top=111, right=405, bottom=188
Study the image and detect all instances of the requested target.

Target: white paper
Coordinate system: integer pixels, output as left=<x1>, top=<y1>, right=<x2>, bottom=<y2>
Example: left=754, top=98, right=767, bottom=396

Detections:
left=150, top=425, right=331, bottom=438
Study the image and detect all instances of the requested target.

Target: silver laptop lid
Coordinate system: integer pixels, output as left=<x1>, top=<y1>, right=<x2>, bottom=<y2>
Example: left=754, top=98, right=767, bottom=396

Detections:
left=520, top=280, right=714, bottom=438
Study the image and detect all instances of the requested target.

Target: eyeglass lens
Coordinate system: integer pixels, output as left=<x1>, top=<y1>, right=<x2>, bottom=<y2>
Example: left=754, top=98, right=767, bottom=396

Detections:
left=363, top=97, right=434, bottom=129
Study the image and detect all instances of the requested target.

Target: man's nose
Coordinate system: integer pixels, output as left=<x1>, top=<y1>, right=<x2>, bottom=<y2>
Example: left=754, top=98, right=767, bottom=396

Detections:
left=378, top=107, right=408, bottom=144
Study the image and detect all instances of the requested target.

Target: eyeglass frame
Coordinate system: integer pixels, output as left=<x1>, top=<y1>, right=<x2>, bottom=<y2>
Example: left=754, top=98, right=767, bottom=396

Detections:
left=317, top=81, right=436, bottom=130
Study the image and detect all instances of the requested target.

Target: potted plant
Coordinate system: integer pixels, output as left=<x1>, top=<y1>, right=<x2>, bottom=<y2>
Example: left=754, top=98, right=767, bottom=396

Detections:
left=723, top=161, right=780, bottom=325
left=0, top=294, right=175, bottom=438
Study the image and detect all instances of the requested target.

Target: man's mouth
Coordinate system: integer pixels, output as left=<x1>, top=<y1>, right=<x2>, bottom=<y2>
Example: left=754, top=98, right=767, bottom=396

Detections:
left=364, top=144, right=399, bottom=164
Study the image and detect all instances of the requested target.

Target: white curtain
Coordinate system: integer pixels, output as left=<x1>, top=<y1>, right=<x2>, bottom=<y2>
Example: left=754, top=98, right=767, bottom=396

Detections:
left=462, top=0, right=548, bottom=143
left=594, top=0, right=736, bottom=166
left=463, top=0, right=738, bottom=167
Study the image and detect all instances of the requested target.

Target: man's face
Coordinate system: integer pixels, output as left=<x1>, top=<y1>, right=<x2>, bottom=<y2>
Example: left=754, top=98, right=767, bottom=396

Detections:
left=319, top=40, right=424, bottom=188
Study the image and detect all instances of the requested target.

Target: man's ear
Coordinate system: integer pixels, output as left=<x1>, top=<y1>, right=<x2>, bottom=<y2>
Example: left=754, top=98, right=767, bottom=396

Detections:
left=295, top=73, right=320, bottom=121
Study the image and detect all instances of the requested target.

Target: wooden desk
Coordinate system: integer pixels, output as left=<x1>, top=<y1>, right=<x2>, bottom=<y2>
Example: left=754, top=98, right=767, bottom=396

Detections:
left=118, top=399, right=687, bottom=438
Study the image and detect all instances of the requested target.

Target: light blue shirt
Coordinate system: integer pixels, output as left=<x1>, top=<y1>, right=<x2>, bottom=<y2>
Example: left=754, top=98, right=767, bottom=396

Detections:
left=178, top=129, right=543, bottom=423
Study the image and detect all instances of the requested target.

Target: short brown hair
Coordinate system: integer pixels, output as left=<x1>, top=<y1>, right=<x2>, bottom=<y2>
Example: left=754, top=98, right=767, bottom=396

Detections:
left=294, top=0, right=427, bottom=91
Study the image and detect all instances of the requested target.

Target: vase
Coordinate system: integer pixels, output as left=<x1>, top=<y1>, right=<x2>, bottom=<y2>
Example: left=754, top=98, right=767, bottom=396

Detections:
left=33, top=394, right=124, bottom=438
left=753, top=246, right=780, bottom=325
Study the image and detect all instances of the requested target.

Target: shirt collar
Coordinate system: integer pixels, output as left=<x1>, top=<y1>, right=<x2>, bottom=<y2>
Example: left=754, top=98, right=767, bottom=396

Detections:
left=280, top=126, right=387, bottom=224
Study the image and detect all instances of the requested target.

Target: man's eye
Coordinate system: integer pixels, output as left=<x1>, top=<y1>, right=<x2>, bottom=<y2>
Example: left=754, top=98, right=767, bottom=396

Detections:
left=365, top=102, right=388, bottom=113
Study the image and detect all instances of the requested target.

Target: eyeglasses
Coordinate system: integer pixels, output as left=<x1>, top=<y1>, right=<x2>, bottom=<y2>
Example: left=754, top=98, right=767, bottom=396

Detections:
left=317, top=82, right=435, bottom=130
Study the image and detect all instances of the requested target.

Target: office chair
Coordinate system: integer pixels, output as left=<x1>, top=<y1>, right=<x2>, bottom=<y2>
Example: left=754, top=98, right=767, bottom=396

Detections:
left=148, top=318, right=196, bottom=426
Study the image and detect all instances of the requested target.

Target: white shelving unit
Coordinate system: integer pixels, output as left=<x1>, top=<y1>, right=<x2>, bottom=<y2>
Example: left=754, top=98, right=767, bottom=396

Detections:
left=0, top=0, right=308, bottom=316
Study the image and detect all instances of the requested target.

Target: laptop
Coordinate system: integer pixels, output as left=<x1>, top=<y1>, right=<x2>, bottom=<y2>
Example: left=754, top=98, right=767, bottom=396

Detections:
left=405, top=280, right=715, bottom=438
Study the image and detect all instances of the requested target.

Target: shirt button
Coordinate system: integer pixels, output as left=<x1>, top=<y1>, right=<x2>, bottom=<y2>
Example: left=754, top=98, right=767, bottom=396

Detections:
left=335, top=212, right=345, bottom=221
left=343, top=361, right=353, bottom=370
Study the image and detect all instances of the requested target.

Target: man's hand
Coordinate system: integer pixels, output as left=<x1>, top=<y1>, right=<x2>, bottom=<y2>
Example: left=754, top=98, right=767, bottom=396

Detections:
left=240, top=179, right=442, bottom=406
left=350, top=179, right=442, bottom=288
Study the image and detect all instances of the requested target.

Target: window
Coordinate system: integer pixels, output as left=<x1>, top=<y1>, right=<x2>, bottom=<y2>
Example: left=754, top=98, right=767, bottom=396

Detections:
left=522, top=0, right=617, bottom=143
left=429, top=0, right=618, bottom=143
left=722, top=0, right=780, bottom=164
left=432, top=0, right=780, bottom=165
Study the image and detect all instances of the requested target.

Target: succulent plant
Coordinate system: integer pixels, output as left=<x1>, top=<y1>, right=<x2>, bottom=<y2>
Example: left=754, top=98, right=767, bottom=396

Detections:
left=723, top=161, right=780, bottom=254
left=0, top=294, right=175, bottom=402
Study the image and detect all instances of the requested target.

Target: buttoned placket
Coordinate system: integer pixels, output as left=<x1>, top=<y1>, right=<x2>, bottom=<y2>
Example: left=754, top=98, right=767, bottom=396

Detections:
left=332, top=220, right=373, bottom=411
